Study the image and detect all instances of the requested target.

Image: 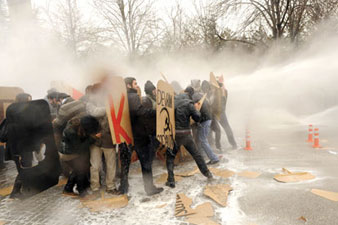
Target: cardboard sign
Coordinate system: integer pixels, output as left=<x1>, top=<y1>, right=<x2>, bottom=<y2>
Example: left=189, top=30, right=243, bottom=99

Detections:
left=106, top=75, right=134, bottom=145
left=176, top=167, right=200, bottom=177
left=311, top=189, right=338, bottom=202
left=0, top=186, right=13, bottom=197
left=185, top=202, right=219, bottom=225
left=81, top=195, right=129, bottom=212
left=209, top=168, right=235, bottom=178
left=185, top=216, right=220, bottom=225
left=274, top=168, right=315, bottom=183
left=0, top=86, right=23, bottom=123
left=209, top=72, right=220, bottom=88
left=204, top=184, right=232, bottom=207
left=156, top=80, right=175, bottom=149
left=209, top=73, right=222, bottom=120
left=175, top=193, right=196, bottom=217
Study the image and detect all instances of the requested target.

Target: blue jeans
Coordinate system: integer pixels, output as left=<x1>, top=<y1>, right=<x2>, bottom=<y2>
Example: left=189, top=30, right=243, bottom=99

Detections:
left=198, top=120, right=219, bottom=161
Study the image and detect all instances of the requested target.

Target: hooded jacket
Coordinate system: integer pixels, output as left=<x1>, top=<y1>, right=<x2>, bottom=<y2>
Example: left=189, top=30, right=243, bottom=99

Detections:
left=192, top=92, right=212, bottom=123
left=174, top=93, right=201, bottom=131
left=127, top=88, right=156, bottom=144
left=141, top=94, right=156, bottom=136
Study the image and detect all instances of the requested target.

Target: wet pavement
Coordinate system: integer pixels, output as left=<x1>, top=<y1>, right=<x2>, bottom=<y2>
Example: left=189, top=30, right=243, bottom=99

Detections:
left=0, top=125, right=337, bottom=225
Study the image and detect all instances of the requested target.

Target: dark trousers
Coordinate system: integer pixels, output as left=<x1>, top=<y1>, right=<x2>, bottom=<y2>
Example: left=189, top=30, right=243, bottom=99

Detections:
left=11, top=152, right=33, bottom=197
left=219, top=111, right=237, bottom=147
left=64, top=153, right=90, bottom=194
left=119, top=136, right=157, bottom=194
left=209, top=118, right=221, bottom=149
left=166, top=133, right=210, bottom=182
left=0, top=146, right=5, bottom=168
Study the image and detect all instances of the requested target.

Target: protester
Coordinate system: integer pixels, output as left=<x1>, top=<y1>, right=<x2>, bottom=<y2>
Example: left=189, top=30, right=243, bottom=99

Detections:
left=0, top=93, right=32, bottom=199
left=165, top=87, right=213, bottom=188
left=192, top=86, right=221, bottom=164
left=60, top=115, right=99, bottom=197
left=46, top=91, right=60, bottom=120
left=217, top=79, right=237, bottom=149
left=86, top=83, right=119, bottom=195
left=121, top=77, right=163, bottom=196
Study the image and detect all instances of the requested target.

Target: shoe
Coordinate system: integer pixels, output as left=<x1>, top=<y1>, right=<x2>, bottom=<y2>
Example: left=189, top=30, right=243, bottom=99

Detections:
left=205, top=171, right=213, bottom=180
left=231, top=145, right=238, bottom=150
left=106, top=189, right=121, bottom=195
left=63, top=188, right=73, bottom=194
left=118, top=184, right=129, bottom=194
left=146, top=187, right=164, bottom=196
left=165, top=181, right=175, bottom=188
left=79, top=190, right=89, bottom=198
left=9, top=192, right=22, bottom=200
left=207, top=160, right=219, bottom=165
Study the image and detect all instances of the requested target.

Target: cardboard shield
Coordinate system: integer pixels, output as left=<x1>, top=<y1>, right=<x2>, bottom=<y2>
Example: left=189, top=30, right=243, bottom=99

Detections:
left=106, top=76, right=134, bottom=145
left=156, top=80, right=175, bottom=149
left=0, top=86, right=24, bottom=122
left=5, top=100, right=61, bottom=197
left=209, top=72, right=222, bottom=120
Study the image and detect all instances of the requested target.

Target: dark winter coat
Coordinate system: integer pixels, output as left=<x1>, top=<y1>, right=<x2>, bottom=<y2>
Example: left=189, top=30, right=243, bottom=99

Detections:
left=141, top=94, right=156, bottom=136
left=0, top=119, right=8, bottom=143
left=54, top=99, right=87, bottom=133
left=127, top=88, right=156, bottom=144
left=86, top=97, right=114, bottom=149
left=60, top=117, right=95, bottom=155
left=174, top=93, right=201, bottom=131
left=192, top=92, right=212, bottom=123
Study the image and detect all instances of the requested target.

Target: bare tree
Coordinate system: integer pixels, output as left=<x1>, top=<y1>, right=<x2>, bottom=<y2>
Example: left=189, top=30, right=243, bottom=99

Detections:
left=39, top=0, right=102, bottom=57
left=93, top=0, right=161, bottom=57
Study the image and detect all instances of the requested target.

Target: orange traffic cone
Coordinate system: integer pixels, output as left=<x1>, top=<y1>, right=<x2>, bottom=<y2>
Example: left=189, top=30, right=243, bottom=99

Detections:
left=307, top=124, right=313, bottom=142
left=244, top=130, right=253, bottom=151
left=312, top=128, right=321, bottom=148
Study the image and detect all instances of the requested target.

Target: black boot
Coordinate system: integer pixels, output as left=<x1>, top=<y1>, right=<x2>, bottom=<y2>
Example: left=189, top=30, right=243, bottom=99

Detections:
left=118, top=144, right=132, bottom=194
left=165, top=148, right=176, bottom=188
left=63, top=172, right=76, bottom=193
left=10, top=175, right=23, bottom=199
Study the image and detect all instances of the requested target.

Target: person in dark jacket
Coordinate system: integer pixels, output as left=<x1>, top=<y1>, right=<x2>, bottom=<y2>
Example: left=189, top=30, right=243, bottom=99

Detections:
left=60, top=115, right=99, bottom=197
left=165, top=87, right=213, bottom=188
left=119, top=77, right=163, bottom=196
left=1, top=93, right=32, bottom=199
left=192, top=89, right=220, bottom=164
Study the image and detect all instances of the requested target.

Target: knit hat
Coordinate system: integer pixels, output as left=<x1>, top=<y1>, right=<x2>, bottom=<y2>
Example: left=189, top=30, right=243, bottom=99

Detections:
left=144, top=80, right=156, bottom=95
left=184, top=86, right=194, bottom=99
left=80, top=115, right=100, bottom=135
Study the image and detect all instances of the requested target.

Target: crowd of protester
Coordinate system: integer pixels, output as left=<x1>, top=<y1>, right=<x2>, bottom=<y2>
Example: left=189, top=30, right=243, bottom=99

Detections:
left=0, top=75, right=237, bottom=199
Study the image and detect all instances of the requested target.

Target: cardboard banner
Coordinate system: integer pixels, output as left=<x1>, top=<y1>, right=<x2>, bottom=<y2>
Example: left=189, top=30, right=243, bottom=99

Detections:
left=156, top=80, right=175, bottom=149
left=106, top=76, right=133, bottom=145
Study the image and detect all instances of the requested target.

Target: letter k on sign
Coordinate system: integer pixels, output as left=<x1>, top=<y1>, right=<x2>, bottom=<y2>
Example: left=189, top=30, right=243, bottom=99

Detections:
left=109, top=94, right=132, bottom=144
